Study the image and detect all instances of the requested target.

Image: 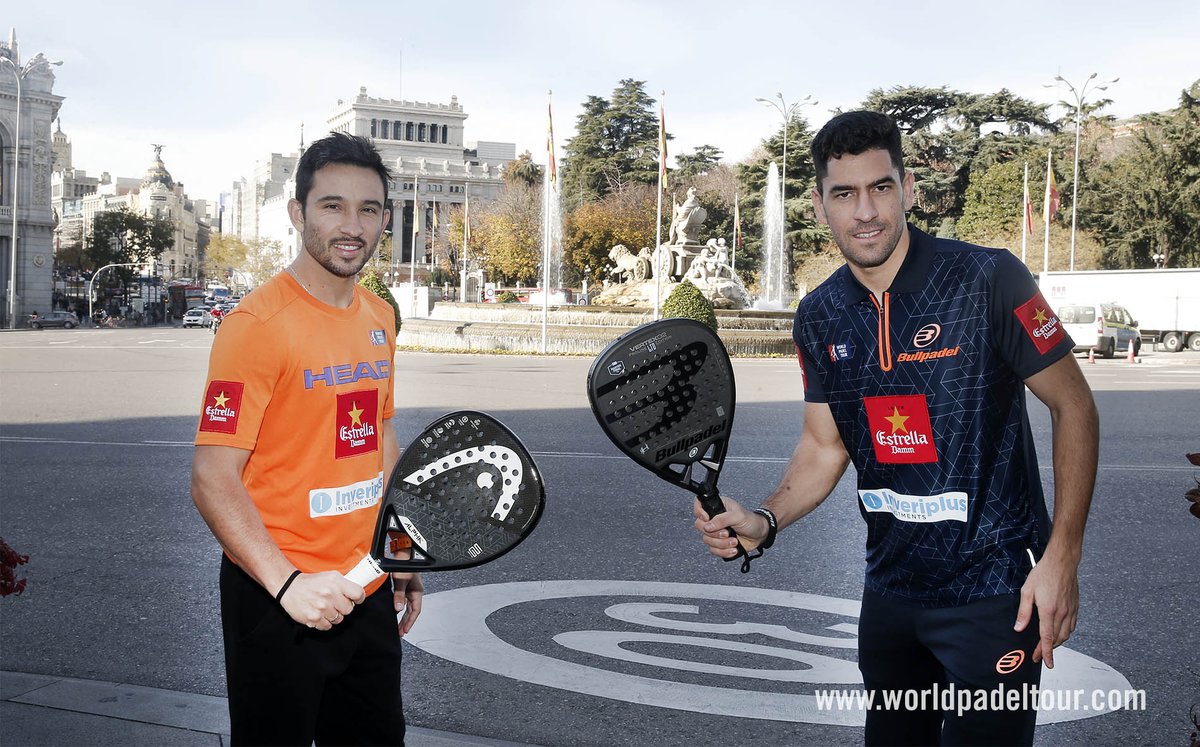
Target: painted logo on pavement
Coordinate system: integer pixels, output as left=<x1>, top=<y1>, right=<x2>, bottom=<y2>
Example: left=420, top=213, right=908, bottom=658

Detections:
left=406, top=580, right=1132, bottom=726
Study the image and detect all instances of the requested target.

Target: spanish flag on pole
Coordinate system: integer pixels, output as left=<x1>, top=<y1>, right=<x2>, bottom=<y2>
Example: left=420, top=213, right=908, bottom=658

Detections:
left=1043, top=152, right=1060, bottom=223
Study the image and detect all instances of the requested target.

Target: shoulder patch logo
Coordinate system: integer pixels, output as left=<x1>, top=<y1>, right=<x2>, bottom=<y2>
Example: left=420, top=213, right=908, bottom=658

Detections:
left=827, top=341, right=854, bottom=362
left=1015, top=292, right=1065, bottom=354
left=200, top=380, right=244, bottom=434
left=863, top=394, right=938, bottom=464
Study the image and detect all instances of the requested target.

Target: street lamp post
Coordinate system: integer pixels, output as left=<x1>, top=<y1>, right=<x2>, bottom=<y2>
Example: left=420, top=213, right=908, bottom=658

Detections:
left=2, top=54, right=63, bottom=328
left=1047, top=72, right=1117, bottom=271
left=755, top=93, right=815, bottom=302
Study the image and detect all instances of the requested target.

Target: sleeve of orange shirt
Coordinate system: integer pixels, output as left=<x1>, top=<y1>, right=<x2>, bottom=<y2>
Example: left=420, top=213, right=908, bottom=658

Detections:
left=195, top=309, right=285, bottom=451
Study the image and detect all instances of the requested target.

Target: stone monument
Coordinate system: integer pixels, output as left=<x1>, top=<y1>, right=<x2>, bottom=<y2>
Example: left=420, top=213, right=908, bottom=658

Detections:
left=593, top=189, right=750, bottom=309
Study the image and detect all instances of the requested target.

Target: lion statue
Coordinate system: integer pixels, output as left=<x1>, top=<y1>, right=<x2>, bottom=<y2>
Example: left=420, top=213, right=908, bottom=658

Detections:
left=606, top=244, right=652, bottom=284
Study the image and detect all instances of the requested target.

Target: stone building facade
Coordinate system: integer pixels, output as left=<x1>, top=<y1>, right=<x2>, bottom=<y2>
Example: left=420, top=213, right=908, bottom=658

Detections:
left=230, top=88, right=514, bottom=278
left=1, top=31, right=63, bottom=326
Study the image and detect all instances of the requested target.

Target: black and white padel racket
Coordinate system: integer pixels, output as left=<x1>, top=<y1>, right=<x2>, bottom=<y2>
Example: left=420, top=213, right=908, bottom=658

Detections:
left=586, top=318, right=752, bottom=570
left=345, top=411, right=544, bottom=585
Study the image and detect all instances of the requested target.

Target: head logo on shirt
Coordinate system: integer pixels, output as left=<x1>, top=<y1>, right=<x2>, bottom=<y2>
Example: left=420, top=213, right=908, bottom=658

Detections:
left=199, top=380, right=243, bottom=434
left=1015, top=292, right=1065, bottom=354
left=863, top=394, right=938, bottom=464
left=335, top=389, right=379, bottom=459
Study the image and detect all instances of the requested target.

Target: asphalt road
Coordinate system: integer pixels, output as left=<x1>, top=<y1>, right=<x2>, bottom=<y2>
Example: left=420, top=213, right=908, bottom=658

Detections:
left=1, top=327, right=1197, bottom=746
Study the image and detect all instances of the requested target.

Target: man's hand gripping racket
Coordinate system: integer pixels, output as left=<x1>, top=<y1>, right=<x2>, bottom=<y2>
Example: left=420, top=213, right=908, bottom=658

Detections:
left=344, top=411, right=545, bottom=586
left=586, top=318, right=758, bottom=572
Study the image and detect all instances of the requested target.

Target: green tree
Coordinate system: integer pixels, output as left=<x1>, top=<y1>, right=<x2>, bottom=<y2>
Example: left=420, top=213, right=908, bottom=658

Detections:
left=202, top=233, right=248, bottom=281
left=85, top=207, right=175, bottom=287
left=1087, top=81, right=1200, bottom=268
left=662, top=279, right=717, bottom=331
left=563, top=184, right=658, bottom=286
left=502, top=151, right=544, bottom=189
left=862, top=86, right=1054, bottom=229
left=675, top=145, right=723, bottom=177
left=358, top=271, right=401, bottom=332
left=736, top=114, right=826, bottom=290
left=561, top=80, right=663, bottom=206
left=475, top=183, right=542, bottom=284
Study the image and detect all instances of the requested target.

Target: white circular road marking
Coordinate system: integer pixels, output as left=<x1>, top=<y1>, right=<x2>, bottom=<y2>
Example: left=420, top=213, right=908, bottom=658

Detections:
left=406, top=580, right=1133, bottom=726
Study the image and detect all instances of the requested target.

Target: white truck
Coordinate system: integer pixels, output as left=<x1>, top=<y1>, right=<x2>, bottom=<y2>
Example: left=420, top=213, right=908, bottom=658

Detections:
left=1039, top=269, right=1200, bottom=352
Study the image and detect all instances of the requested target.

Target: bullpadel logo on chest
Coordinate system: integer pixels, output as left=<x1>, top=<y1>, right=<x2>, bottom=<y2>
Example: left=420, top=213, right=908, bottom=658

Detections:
left=863, top=394, right=938, bottom=464
left=335, top=389, right=379, bottom=459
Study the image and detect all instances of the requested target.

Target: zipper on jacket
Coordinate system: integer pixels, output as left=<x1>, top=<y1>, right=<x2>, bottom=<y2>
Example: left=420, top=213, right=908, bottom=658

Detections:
left=869, top=292, right=894, bottom=372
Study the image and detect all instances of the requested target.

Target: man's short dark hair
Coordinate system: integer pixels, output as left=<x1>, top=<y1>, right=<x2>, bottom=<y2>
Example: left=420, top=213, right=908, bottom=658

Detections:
left=295, top=131, right=392, bottom=210
left=810, top=111, right=904, bottom=190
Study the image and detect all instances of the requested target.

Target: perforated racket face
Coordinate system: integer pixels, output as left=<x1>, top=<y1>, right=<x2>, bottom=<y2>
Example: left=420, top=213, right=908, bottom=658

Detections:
left=587, top=318, right=735, bottom=496
left=371, top=411, right=544, bottom=571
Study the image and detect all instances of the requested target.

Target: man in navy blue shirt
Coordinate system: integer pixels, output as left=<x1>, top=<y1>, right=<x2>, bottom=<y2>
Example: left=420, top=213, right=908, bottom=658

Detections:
left=694, top=111, right=1099, bottom=745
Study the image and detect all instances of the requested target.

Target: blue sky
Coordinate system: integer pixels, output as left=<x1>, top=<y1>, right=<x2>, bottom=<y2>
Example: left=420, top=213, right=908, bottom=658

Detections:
left=11, top=0, right=1199, bottom=201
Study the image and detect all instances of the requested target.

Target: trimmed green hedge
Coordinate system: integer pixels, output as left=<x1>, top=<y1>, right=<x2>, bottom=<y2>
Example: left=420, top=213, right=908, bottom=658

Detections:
left=497, top=291, right=520, bottom=303
left=663, top=279, right=717, bottom=331
left=358, top=271, right=402, bottom=333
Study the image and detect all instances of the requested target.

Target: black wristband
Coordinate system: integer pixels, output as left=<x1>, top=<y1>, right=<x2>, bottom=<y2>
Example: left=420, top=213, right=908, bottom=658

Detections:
left=275, top=569, right=302, bottom=605
left=752, top=508, right=778, bottom=550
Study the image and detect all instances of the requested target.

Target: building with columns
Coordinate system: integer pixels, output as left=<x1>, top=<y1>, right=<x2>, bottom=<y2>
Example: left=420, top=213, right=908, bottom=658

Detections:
left=231, top=88, right=514, bottom=280
left=1, top=30, right=63, bottom=327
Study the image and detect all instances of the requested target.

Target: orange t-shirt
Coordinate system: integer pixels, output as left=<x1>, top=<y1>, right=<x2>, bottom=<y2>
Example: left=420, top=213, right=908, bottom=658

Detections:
left=195, top=272, right=396, bottom=594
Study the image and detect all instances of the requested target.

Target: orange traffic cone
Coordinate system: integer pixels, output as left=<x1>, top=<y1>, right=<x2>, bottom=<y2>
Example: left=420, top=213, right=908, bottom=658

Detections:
left=1087, top=348, right=1096, bottom=364
left=1127, top=340, right=1138, bottom=364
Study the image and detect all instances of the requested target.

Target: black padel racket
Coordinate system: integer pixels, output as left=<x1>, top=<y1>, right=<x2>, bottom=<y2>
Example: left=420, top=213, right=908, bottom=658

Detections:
left=345, top=411, right=544, bottom=585
left=586, top=318, right=752, bottom=570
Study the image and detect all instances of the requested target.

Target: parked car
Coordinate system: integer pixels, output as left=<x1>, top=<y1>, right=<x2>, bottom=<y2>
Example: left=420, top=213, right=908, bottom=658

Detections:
left=28, top=311, right=80, bottom=329
left=1056, top=301, right=1140, bottom=358
left=182, top=307, right=213, bottom=328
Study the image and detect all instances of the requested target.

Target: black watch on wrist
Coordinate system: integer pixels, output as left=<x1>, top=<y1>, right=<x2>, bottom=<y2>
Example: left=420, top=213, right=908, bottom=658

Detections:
left=752, top=507, right=778, bottom=550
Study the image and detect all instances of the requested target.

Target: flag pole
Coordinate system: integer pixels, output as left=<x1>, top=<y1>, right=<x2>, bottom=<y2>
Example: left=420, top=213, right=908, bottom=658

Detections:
left=460, top=188, right=469, bottom=302
left=654, top=91, right=666, bottom=320
left=1042, top=150, right=1052, bottom=275
left=1021, top=162, right=1029, bottom=265
left=542, top=90, right=554, bottom=354
left=411, top=176, right=419, bottom=316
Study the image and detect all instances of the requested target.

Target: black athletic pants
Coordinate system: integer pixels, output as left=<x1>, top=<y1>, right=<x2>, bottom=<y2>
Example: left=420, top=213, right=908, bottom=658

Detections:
left=858, top=589, right=1042, bottom=746
left=220, top=556, right=405, bottom=746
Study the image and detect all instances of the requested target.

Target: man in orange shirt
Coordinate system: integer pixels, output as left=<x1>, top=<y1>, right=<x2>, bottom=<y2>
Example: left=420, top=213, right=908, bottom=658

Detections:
left=192, top=132, right=421, bottom=746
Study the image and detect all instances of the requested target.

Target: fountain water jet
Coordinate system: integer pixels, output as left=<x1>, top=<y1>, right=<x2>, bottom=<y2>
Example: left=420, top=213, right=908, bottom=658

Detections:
left=755, top=162, right=786, bottom=310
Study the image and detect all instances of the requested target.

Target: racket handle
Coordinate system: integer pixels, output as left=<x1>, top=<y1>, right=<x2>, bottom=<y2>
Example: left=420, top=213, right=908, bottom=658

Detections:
left=700, top=491, right=751, bottom=570
left=345, top=555, right=384, bottom=587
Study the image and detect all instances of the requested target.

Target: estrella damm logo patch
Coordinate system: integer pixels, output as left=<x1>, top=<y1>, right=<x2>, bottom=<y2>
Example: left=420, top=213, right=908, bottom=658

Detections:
left=199, top=380, right=244, bottom=434
left=996, top=649, right=1026, bottom=675
left=1015, top=292, right=1065, bottom=354
left=863, top=394, right=938, bottom=464
left=334, top=389, right=379, bottom=459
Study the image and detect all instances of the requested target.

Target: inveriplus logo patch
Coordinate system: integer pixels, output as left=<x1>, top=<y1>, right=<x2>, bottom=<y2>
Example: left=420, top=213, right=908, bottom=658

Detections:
left=858, top=487, right=968, bottom=523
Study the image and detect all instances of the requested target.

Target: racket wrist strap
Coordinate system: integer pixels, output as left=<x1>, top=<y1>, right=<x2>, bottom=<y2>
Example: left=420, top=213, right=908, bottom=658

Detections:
left=275, top=569, right=302, bottom=605
left=752, top=507, right=778, bottom=550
